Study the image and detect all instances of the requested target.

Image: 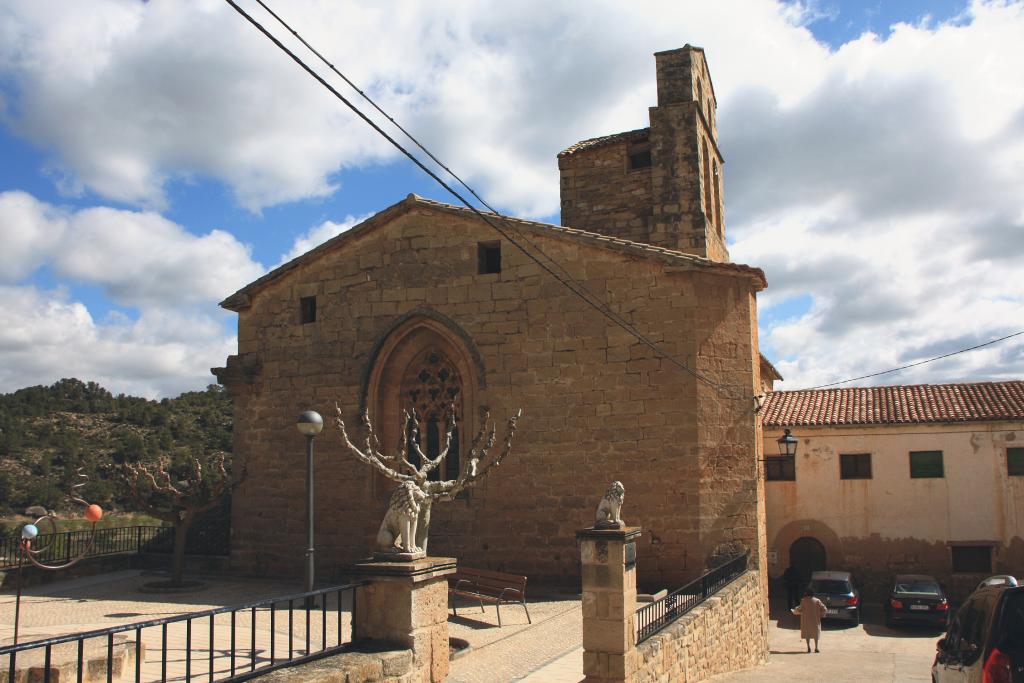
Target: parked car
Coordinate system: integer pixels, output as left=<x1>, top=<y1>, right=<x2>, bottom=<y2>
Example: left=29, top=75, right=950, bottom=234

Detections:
left=932, top=585, right=1024, bottom=682
left=808, top=570, right=860, bottom=624
left=884, top=574, right=950, bottom=629
left=977, top=575, right=1019, bottom=591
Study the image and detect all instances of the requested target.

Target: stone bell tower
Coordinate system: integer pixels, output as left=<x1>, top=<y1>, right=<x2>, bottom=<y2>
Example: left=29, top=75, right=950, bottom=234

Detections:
left=558, top=45, right=728, bottom=262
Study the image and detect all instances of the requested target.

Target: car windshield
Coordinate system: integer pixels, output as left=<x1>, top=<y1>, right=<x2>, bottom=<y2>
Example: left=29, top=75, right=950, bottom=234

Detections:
left=894, top=581, right=940, bottom=595
left=810, top=579, right=851, bottom=594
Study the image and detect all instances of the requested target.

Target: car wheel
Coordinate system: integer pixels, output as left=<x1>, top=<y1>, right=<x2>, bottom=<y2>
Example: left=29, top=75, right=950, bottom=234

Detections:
left=885, top=616, right=894, bottom=628
left=853, top=609, right=860, bottom=626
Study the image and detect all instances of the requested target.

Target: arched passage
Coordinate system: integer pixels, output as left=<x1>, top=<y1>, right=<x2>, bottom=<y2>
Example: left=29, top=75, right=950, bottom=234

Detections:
left=789, top=536, right=827, bottom=585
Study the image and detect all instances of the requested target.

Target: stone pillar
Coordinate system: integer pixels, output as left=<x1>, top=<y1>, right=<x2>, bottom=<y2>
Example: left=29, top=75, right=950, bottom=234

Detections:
left=577, top=526, right=642, bottom=683
left=350, top=557, right=456, bottom=683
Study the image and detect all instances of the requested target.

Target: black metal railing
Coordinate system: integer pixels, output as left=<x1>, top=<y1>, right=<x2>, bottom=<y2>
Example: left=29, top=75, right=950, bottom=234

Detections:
left=1, top=526, right=156, bottom=570
left=0, top=525, right=229, bottom=571
left=635, top=552, right=749, bottom=645
left=0, top=583, right=362, bottom=683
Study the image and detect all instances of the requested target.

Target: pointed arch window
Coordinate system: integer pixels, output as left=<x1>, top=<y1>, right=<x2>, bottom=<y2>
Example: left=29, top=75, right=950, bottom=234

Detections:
left=400, top=348, right=462, bottom=481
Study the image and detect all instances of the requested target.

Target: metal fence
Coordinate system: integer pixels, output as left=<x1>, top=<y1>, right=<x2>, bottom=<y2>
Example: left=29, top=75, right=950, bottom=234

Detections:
left=635, top=552, right=749, bottom=645
left=0, top=583, right=362, bottom=683
left=0, top=525, right=228, bottom=571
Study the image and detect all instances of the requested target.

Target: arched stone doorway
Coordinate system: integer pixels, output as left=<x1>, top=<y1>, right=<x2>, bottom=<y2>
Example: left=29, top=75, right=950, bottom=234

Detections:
left=789, top=536, right=826, bottom=585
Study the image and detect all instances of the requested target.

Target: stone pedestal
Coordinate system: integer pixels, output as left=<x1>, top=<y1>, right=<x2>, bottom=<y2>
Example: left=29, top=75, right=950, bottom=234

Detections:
left=350, top=556, right=456, bottom=683
left=577, top=526, right=642, bottom=683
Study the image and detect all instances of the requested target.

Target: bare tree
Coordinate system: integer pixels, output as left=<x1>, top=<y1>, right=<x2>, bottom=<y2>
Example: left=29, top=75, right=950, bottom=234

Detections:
left=121, top=453, right=238, bottom=585
left=336, top=405, right=521, bottom=553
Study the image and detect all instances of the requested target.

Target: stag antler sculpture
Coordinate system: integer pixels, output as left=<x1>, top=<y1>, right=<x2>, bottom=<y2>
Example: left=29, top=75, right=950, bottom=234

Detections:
left=336, top=405, right=521, bottom=556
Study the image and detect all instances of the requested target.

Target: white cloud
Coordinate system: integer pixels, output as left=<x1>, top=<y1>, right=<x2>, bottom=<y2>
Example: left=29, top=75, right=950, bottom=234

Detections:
left=277, top=214, right=367, bottom=266
left=0, top=285, right=235, bottom=398
left=728, top=0, right=1024, bottom=388
left=1, top=0, right=1023, bottom=392
left=0, top=0, right=827, bottom=215
left=0, top=191, right=265, bottom=308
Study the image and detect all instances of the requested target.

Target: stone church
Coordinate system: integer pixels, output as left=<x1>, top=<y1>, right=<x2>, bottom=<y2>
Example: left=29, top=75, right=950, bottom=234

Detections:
left=215, top=46, right=772, bottom=588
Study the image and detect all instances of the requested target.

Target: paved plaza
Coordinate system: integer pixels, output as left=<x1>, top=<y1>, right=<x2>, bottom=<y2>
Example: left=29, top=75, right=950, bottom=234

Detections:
left=2, top=572, right=943, bottom=682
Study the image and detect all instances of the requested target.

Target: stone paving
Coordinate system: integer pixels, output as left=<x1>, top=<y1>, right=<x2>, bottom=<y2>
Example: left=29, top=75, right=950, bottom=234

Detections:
left=705, top=601, right=942, bottom=683
left=2, top=573, right=943, bottom=683
left=0, top=571, right=584, bottom=683
left=0, top=571, right=354, bottom=683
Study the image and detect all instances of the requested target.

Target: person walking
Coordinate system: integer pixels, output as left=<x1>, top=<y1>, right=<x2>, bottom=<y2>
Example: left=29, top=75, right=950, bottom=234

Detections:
left=791, top=588, right=827, bottom=653
left=782, top=565, right=801, bottom=609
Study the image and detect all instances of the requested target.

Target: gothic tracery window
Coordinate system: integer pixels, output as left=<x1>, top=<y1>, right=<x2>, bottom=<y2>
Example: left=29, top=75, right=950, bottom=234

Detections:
left=400, top=348, right=462, bottom=481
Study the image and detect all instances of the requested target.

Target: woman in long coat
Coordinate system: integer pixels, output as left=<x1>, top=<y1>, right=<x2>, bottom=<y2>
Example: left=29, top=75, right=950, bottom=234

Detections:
left=791, top=588, right=827, bottom=652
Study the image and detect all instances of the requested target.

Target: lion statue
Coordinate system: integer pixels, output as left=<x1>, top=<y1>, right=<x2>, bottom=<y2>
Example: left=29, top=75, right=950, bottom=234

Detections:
left=595, top=480, right=625, bottom=528
left=377, top=480, right=427, bottom=554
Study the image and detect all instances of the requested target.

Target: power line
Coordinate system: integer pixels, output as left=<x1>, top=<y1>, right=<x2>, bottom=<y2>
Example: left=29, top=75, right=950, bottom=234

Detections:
left=797, top=330, right=1024, bottom=391
left=224, top=0, right=751, bottom=401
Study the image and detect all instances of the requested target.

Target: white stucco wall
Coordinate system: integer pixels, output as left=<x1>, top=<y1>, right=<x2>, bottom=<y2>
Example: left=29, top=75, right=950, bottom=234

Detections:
left=762, top=421, right=1024, bottom=589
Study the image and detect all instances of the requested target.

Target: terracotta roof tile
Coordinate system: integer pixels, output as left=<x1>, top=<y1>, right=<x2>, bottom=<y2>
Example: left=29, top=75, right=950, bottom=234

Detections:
left=558, top=128, right=650, bottom=158
left=762, top=381, right=1024, bottom=427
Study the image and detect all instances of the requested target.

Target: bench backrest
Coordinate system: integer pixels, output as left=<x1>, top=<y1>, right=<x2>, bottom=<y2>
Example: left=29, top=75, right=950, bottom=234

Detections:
left=452, top=567, right=528, bottom=593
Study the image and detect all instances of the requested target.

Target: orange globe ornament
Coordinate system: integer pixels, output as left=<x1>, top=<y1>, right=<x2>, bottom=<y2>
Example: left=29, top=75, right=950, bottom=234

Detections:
left=85, top=504, right=103, bottom=523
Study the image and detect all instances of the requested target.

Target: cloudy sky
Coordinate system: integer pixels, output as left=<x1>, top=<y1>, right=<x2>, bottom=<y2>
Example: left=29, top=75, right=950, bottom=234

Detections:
left=0, top=0, right=1021, bottom=398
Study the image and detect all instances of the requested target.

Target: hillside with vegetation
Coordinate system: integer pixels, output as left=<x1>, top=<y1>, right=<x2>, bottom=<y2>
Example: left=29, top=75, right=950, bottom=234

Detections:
left=0, top=378, right=232, bottom=517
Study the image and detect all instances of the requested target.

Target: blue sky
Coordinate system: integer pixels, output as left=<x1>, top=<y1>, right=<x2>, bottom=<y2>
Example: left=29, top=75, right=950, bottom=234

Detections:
left=0, top=0, right=1021, bottom=397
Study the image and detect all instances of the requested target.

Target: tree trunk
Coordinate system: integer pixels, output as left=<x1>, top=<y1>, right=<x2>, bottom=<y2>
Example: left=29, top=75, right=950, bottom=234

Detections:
left=171, top=520, right=190, bottom=585
left=417, top=499, right=433, bottom=554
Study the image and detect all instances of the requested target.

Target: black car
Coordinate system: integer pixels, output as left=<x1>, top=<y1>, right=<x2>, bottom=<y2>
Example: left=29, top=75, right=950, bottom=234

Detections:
left=932, top=585, right=1024, bottom=682
left=808, top=570, right=860, bottom=624
left=885, top=574, right=950, bottom=629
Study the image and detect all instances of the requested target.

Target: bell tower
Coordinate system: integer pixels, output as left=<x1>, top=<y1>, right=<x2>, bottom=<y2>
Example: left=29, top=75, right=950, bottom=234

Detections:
left=558, top=45, right=728, bottom=262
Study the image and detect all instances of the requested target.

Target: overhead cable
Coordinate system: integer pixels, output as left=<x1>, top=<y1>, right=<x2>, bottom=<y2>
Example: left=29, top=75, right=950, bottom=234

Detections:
left=223, top=0, right=751, bottom=401
left=798, top=330, right=1024, bottom=391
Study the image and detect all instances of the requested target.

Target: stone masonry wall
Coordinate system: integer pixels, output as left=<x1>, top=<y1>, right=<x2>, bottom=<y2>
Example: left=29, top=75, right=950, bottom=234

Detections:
left=559, top=135, right=653, bottom=243
left=636, top=570, right=768, bottom=683
left=225, top=206, right=762, bottom=587
left=557, top=47, right=728, bottom=263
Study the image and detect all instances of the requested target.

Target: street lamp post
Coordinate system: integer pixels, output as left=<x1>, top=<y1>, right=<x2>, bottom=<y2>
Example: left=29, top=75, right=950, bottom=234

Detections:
left=297, top=410, right=324, bottom=595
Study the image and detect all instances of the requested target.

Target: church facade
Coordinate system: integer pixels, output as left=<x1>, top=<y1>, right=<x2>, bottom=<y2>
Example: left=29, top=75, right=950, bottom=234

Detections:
left=215, top=46, right=770, bottom=589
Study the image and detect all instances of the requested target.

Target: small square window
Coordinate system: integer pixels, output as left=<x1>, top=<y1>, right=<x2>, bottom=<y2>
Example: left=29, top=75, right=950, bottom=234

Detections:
left=840, top=453, right=872, bottom=480
left=628, top=149, right=652, bottom=169
left=951, top=545, right=992, bottom=573
left=910, top=450, right=944, bottom=478
left=300, top=296, right=317, bottom=324
left=477, top=241, right=501, bottom=274
left=1008, top=447, right=1024, bottom=476
left=766, top=456, right=795, bottom=481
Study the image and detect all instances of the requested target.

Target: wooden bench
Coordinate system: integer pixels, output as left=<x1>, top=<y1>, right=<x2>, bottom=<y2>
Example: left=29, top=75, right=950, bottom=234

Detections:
left=448, top=567, right=531, bottom=626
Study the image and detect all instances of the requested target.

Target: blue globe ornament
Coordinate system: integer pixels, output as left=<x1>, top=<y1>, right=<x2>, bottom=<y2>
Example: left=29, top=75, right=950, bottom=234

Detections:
left=21, top=524, right=39, bottom=540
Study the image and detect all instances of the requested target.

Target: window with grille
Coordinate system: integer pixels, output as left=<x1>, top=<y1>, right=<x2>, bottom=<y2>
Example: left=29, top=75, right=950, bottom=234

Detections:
left=910, top=450, right=944, bottom=478
left=840, top=453, right=872, bottom=480
left=766, top=456, right=795, bottom=481
left=400, top=348, right=462, bottom=481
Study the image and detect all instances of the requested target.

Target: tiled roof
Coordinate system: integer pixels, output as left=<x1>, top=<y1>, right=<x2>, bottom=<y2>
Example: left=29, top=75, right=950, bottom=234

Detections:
left=558, top=128, right=650, bottom=158
left=220, top=194, right=766, bottom=310
left=762, top=381, right=1024, bottom=427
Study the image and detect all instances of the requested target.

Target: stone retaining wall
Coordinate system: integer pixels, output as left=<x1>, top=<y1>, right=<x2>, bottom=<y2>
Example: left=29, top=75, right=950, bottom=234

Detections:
left=635, top=570, right=767, bottom=683
left=255, top=649, right=413, bottom=683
